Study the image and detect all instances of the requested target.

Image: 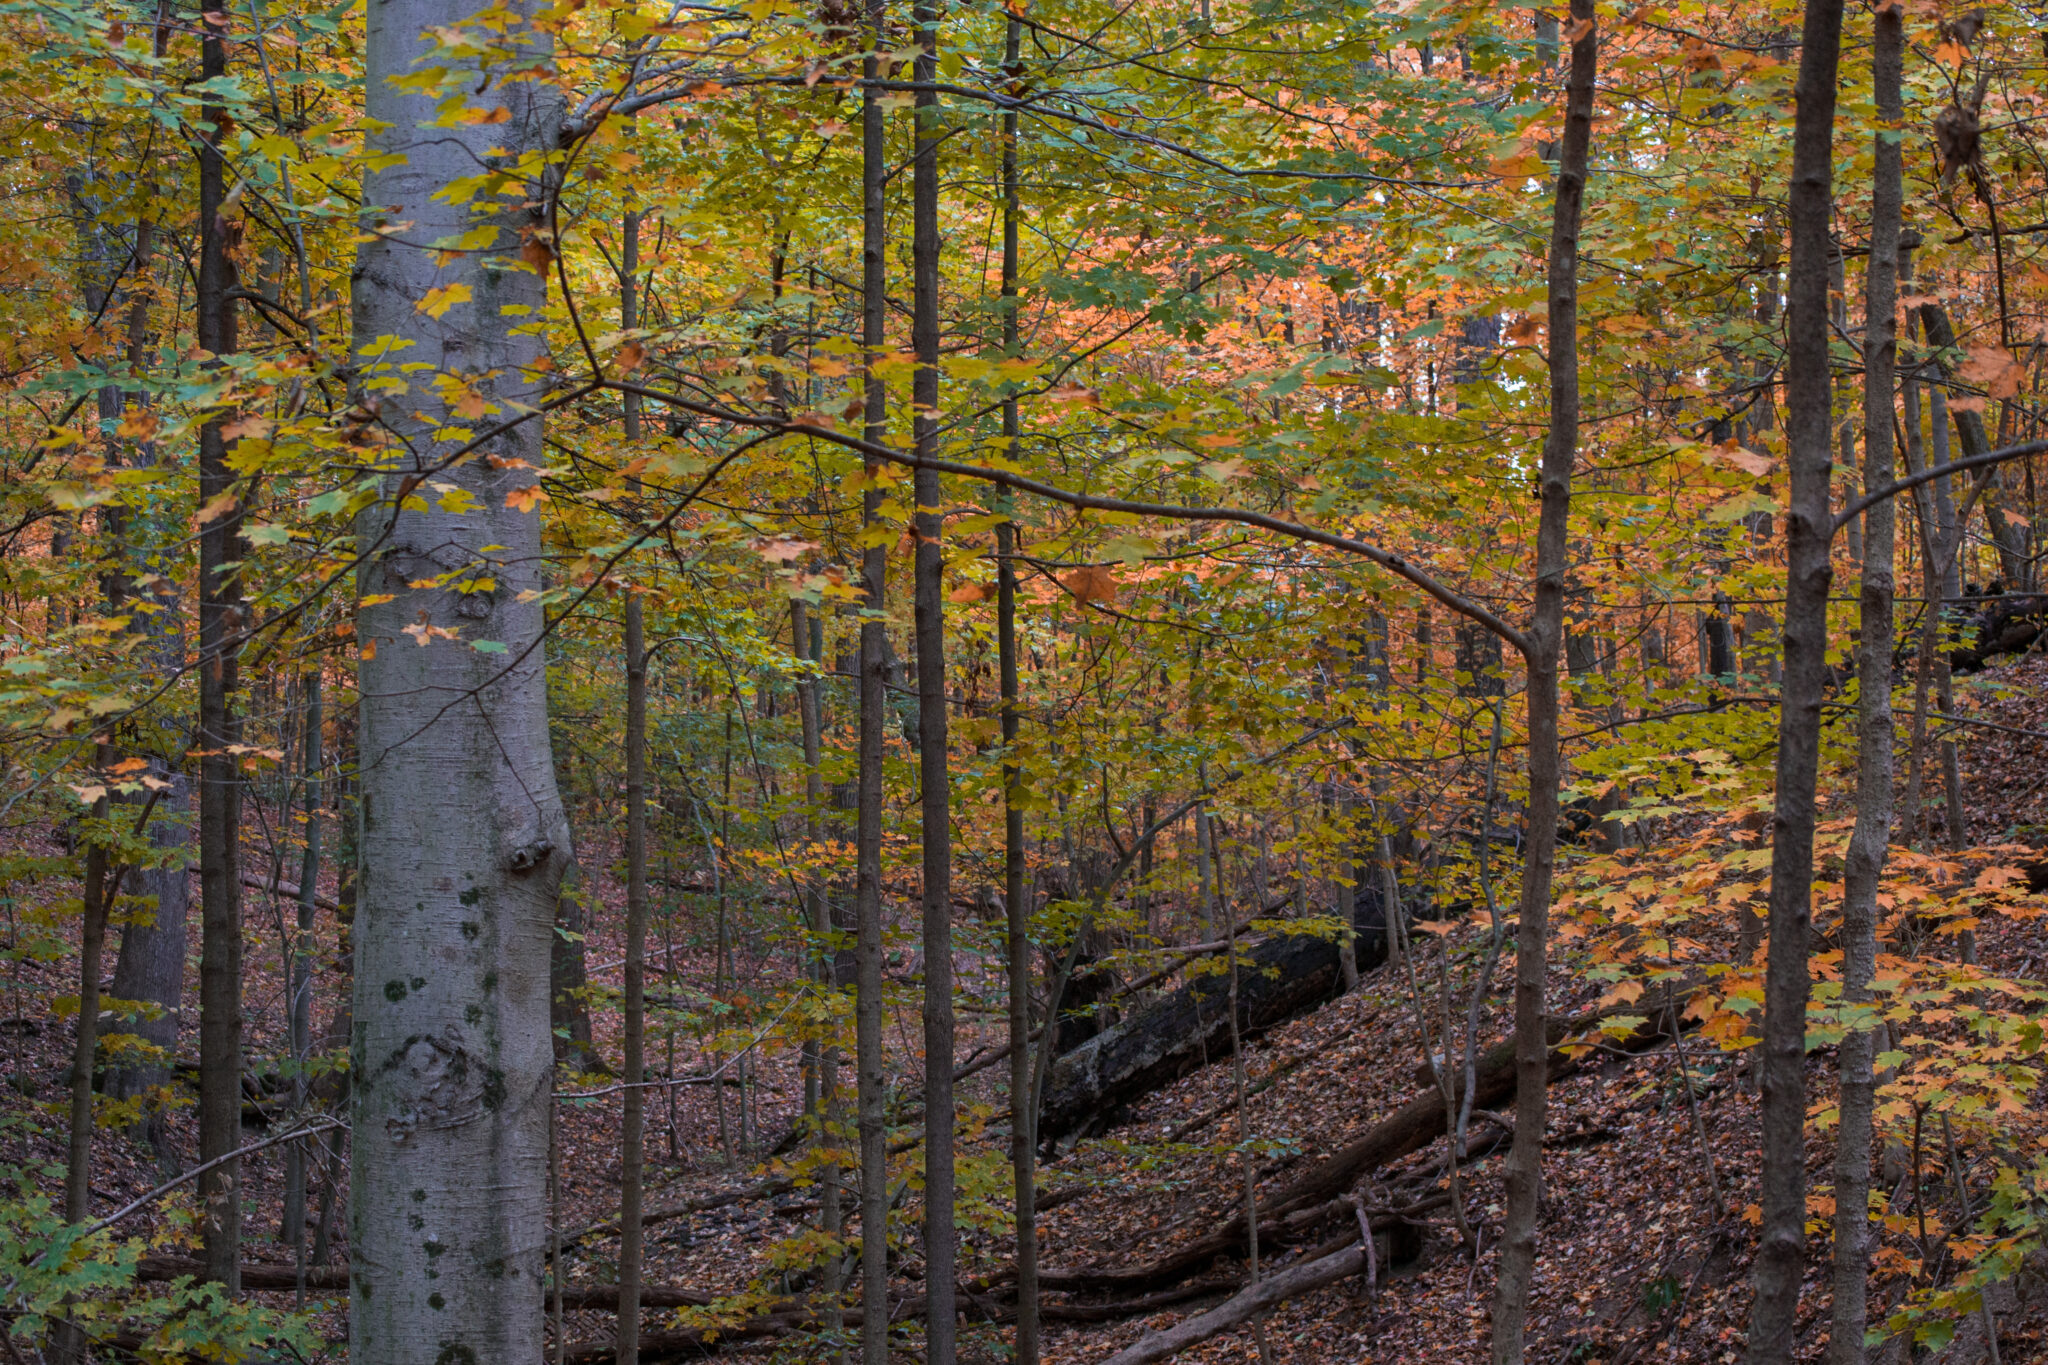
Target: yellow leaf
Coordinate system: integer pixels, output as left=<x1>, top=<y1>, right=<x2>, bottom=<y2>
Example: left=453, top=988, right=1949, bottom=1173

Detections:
left=417, top=283, right=473, bottom=319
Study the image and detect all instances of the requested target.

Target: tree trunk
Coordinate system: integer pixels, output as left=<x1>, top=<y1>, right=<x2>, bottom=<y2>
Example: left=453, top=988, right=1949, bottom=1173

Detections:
left=285, top=671, right=324, bottom=1252
left=791, top=597, right=843, bottom=1357
left=1749, top=1, right=1845, bottom=1358
left=996, top=16, right=1036, bottom=1355
left=105, top=773, right=190, bottom=1117
left=617, top=593, right=647, bottom=1365
left=1830, top=10, right=1900, bottom=1360
left=195, top=0, right=245, bottom=1291
left=909, top=1, right=954, bottom=1354
left=1490, top=6, right=1593, bottom=1361
left=856, top=4, right=891, bottom=1354
left=348, top=0, right=567, bottom=1352
left=617, top=200, right=649, bottom=1365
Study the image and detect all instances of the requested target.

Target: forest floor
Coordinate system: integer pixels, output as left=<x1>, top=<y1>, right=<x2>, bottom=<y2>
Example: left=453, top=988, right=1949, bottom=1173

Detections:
left=6, top=655, right=2048, bottom=1363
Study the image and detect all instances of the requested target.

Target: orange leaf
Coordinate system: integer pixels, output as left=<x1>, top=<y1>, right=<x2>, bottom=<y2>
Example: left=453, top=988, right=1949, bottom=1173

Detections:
left=505, top=485, right=547, bottom=513
left=1959, top=345, right=2025, bottom=400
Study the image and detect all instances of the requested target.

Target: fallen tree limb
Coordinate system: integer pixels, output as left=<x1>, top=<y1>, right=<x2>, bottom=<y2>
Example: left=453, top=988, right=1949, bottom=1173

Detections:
left=206, top=870, right=341, bottom=913
left=1096, top=1240, right=1370, bottom=1365
left=137, top=1255, right=716, bottom=1313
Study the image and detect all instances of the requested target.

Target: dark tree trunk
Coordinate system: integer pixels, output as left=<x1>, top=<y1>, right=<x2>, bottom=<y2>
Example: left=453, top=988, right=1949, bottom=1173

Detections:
left=551, top=859, right=599, bottom=1071
left=1750, top=1, right=1845, bottom=1358
left=1491, top=8, right=1593, bottom=1359
left=855, top=6, right=891, bottom=1355
left=909, top=1, right=954, bottom=1351
left=1830, top=9, right=1902, bottom=1361
left=195, top=0, right=244, bottom=1291
left=617, top=204, right=649, bottom=1365
left=105, top=773, right=190, bottom=1117
left=998, top=14, right=1036, bottom=1361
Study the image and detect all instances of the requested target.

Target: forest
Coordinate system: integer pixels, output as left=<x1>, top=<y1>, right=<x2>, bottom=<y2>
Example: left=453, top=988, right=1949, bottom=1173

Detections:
left=1, top=0, right=2046, bottom=1361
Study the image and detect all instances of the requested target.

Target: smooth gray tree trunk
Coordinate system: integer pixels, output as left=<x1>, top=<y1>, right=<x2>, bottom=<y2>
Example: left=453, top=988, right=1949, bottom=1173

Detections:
left=349, top=0, right=567, bottom=1357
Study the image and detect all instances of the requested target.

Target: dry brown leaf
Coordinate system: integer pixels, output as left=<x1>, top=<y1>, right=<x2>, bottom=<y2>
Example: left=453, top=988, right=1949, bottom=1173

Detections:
left=1711, top=439, right=1774, bottom=477
left=1062, top=565, right=1119, bottom=604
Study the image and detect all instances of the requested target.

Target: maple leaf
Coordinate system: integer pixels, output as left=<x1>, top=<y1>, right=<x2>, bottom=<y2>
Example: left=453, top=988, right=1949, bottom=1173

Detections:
left=417, top=283, right=472, bottom=319
left=1710, top=439, right=1774, bottom=477
left=750, top=536, right=819, bottom=564
left=1062, top=565, right=1118, bottom=603
left=614, top=341, right=646, bottom=374
left=1958, top=345, right=2025, bottom=400
left=117, top=407, right=161, bottom=440
left=451, top=386, right=489, bottom=420
left=505, top=485, right=547, bottom=513
left=521, top=234, right=556, bottom=273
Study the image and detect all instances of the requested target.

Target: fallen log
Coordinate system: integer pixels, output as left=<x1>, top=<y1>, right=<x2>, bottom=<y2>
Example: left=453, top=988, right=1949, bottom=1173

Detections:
left=138, top=1255, right=347, bottom=1292
left=139, top=1254, right=714, bottom=1314
left=1951, top=592, right=2048, bottom=673
left=1040, top=1006, right=1680, bottom=1295
left=1098, top=1240, right=1369, bottom=1365
left=1038, top=891, right=1404, bottom=1146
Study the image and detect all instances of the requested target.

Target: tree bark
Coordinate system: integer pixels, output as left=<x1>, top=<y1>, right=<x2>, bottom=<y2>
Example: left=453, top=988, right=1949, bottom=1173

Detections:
left=616, top=202, right=649, bottom=1365
left=997, top=16, right=1036, bottom=1358
left=106, top=774, right=190, bottom=1114
left=348, top=0, right=567, bottom=1353
left=856, top=3, right=891, bottom=1354
left=1749, top=0, right=1845, bottom=1358
left=195, top=0, right=244, bottom=1291
left=285, top=671, right=324, bottom=1253
left=791, top=596, right=843, bottom=1357
left=1491, top=6, right=1593, bottom=1361
left=909, top=0, right=954, bottom=1354
left=1830, top=10, right=1901, bottom=1360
